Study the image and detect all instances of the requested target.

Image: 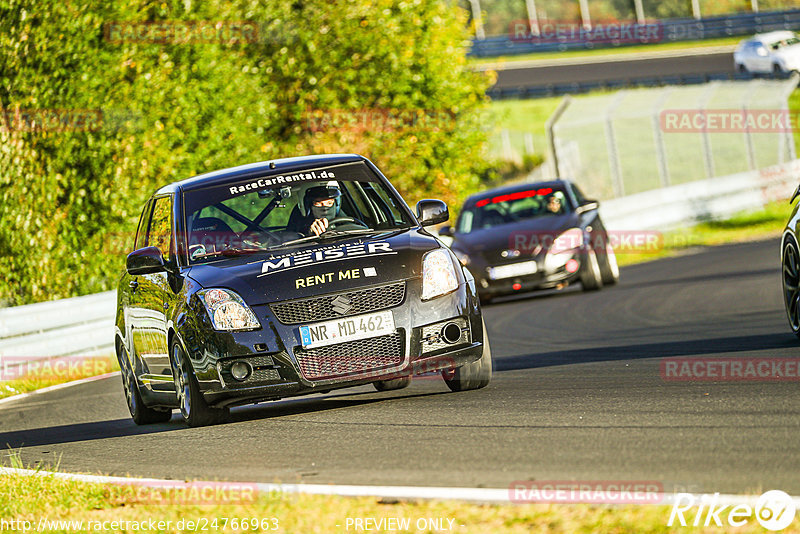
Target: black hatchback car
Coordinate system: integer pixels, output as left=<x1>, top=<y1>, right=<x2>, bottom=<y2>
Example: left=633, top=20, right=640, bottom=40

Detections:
left=440, top=180, right=618, bottom=303
left=115, top=154, right=490, bottom=426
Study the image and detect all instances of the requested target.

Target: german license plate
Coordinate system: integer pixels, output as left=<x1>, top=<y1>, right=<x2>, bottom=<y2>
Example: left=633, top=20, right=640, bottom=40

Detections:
left=489, top=261, right=538, bottom=280
left=299, top=311, right=395, bottom=349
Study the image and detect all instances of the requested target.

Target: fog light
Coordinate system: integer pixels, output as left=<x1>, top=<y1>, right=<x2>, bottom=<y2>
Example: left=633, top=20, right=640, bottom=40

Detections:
left=230, top=360, right=252, bottom=381
left=512, top=282, right=522, bottom=291
left=566, top=259, right=579, bottom=273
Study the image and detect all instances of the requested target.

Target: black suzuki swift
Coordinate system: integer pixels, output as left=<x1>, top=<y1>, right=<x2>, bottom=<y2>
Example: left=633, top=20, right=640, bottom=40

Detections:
left=115, top=154, right=491, bottom=426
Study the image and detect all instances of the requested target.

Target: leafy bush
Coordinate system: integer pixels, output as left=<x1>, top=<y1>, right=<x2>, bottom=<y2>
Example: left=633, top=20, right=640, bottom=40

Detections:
left=0, top=0, right=493, bottom=305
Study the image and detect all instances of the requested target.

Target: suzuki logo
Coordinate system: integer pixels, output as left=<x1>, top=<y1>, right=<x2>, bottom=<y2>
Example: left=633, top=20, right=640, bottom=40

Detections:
left=331, top=295, right=352, bottom=315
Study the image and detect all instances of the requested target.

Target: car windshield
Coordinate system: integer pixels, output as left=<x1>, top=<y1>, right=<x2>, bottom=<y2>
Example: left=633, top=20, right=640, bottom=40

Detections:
left=183, top=162, right=415, bottom=264
left=768, top=36, right=800, bottom=49
left=456, top=186, right=571, bottom=234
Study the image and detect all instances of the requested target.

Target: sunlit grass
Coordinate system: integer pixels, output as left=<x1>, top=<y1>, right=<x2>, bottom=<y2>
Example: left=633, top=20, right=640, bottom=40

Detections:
left=1, top=461, right=783, bottom=534
left=0, top=355, right=118, bottom=400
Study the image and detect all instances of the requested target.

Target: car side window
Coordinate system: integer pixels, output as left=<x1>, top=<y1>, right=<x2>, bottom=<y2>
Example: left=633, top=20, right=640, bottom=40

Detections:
left=146, top=196, right=173, bottom=259
left=133, top=200, right=153, bottom=251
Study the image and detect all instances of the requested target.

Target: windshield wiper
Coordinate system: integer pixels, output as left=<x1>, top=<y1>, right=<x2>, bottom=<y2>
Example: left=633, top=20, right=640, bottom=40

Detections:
left=190, top=247, right=268, bottom=261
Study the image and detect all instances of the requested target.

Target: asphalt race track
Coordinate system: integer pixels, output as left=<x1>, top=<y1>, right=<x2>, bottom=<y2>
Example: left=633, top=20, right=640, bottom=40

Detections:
left=491, top=52, right=733, bottom=89
left=2, top=238, right=799, bottom=495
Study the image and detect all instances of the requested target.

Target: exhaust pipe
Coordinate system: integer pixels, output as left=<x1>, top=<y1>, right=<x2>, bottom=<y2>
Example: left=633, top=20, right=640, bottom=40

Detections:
left=440, top=322, right=463, bottom=345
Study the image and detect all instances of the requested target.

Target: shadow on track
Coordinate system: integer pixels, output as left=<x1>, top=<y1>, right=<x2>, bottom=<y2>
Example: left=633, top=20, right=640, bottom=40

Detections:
left=495, top=332, right=800, bottom=373
left=0, top=390, right=450, bottom=449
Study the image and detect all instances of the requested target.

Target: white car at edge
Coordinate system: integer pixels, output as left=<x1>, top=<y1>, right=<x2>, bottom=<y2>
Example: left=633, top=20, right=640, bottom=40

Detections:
left=734, top=31, right=800, bottom=74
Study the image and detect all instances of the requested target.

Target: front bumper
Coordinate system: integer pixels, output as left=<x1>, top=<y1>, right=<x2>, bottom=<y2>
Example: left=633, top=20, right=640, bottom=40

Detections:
left=179, top=278, right=483, bottom=408
left=473, top=255, right=582, bottom=297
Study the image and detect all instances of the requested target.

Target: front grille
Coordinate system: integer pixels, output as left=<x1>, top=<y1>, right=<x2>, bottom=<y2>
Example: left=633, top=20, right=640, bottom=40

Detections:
left=270, top=282, right=405, bottom=325
left=294, top=331, right=404, bottom=380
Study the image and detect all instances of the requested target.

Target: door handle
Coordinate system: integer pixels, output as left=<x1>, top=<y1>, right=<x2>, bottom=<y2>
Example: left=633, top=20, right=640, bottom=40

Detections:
left=129, top=279, right=139, bottom=292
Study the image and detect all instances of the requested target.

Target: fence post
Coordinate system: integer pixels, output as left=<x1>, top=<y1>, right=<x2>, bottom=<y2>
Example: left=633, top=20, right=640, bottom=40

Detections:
left=743, top=79, right=759, bottom=171
left=697, top=82, right=718, bottom=179
left=779, top=73, right=799, bottom=163
left=546, top=95, right=572, bottom=179
left=652, top=87, right=673, bottom=187
left=605, top=91, right=626, bottom=197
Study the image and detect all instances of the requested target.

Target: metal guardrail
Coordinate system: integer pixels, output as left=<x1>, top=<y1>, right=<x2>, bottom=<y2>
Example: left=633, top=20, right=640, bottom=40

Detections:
left=488, top=68, right=795, bottom=100
left=470, top=9, right=800, bottom=58
left=0, top=291, right=116, bottom=366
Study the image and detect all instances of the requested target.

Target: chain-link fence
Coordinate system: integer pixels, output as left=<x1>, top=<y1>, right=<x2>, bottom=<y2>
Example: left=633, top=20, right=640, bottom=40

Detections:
left=546, top=76, right=798, bottom=200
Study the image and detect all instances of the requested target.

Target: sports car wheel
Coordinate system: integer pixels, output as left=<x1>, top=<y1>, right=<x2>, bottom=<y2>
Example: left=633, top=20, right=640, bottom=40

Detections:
left=579, top=249, right=604, bottom=291
left=782, top=237, right=800, bottom=338
left=171, top=341, right=228, bottom=427
left=598, top=242, right=619, bottom=285
left=443, top=319, right=492, bottom=392
left=373, top=376, right=411, bottom=391
left=117, top=345, right=171, bottom=425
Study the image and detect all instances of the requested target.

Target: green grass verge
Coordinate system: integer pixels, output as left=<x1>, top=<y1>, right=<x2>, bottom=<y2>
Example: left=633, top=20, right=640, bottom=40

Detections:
left=470, top=36, right=742, bottom=67
left=1, top=464, right=784, bottom=533
left=615, top=200, right=788, bottom=267
left=0, top=356, right=118, bottom=401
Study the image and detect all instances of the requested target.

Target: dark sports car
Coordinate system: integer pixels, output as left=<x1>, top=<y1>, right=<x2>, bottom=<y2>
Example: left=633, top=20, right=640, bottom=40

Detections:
left=439, top=180, right=619, bottom=303
left=115, top=154, right=491, bottom=427
left=781, top=185, right=800, bottom=337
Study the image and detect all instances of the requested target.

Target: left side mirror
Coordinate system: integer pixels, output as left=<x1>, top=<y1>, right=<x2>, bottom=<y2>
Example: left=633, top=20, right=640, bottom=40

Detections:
left=127, top=246, right=168, bottom=275
left=416, top=199, right=449, bottom=227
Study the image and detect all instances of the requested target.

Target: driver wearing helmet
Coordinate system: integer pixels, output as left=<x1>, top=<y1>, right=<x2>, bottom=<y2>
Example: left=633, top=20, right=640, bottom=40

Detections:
left=302, top=184, right=342, bottom=236
left=545, top=192, right=566, bottom=215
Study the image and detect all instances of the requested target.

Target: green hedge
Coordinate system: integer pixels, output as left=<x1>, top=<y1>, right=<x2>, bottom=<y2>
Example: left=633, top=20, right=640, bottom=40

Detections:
left=0, top=0, right=493, bottom=305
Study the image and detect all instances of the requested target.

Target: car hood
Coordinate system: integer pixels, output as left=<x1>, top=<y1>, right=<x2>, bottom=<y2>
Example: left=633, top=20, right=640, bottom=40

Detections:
left=450, top=214, right=580, bottom=254
left=185, top=229, right=440, bottom=305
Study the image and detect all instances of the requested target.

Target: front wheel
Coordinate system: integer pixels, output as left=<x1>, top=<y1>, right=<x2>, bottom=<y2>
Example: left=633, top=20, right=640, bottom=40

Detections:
left=171, top=341, right=228, bottom=427
left=443, top=319, right=492, bottom=392
left=782, top=236, right=800, bottom=338
left=598, top=242, right=619, bottom=285
left=118, top=345, right=171, bottom=425
left=579, top=249, right=604, bottom=291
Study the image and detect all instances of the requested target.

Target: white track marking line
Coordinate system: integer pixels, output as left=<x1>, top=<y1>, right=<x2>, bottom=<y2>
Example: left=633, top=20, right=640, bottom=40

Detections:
left=1, top=467, right=798, bottom=506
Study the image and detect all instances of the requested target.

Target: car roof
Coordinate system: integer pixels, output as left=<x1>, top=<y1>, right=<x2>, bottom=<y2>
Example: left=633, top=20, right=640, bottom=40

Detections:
left=154, top=153, right=368, bottom=196
left=462, top=179, right=572, bottom=208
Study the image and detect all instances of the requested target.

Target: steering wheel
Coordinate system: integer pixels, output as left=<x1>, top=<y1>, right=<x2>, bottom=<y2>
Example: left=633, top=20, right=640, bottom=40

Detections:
left=325, top=216, right=368, bottom=229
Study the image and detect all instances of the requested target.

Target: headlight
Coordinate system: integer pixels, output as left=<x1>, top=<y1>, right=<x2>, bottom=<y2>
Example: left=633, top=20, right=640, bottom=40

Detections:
left=421, top=248, right=459, bottom=301
left=197, top=288, right=261, bottom=331
left=550, top=228, right=584, bottom=255
left=453, top=249, right=470, bottom=266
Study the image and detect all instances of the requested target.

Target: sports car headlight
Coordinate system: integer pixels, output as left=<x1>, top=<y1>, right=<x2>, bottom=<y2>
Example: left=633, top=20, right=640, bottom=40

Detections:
left=421, top=249, right=459, bottom=301
left=198, top=288, right=260, bottom=331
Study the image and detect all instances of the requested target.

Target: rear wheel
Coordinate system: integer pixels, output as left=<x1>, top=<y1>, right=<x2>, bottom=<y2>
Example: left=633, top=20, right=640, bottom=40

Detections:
left=373, top=376, right=411, bottom=391
left=443, top=319, right=492, bottom=392
left=598, top=242, right=620, bottom=285
left=171, top=341, right=228, bottom=427
left=579, top=249, right=604, bottom=291
left=774, top=63, right=784, bottom=74
left=782, top=236, right=800, bottom=338
left=117, top=344, right=171, bottom=425
left=737, top=63, right=747, bottom=74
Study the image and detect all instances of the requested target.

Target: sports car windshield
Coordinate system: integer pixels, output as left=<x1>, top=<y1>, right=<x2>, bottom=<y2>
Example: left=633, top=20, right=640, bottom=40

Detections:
left=456, top=186, right=571, bottom=234
left=183, top=162, right=414, bottom=264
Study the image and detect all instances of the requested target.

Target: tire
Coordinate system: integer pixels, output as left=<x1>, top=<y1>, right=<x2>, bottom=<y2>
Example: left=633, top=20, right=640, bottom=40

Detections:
left=579, top=249, right=604, bottom=291
left=782, top=236, right=800, bottom=339
left=443, top=319, right=492, bottom=392
left=597, top=242, right=620, bottom=286
left=737, top=63, right=747, bottom=74
left=117, top=344, right=171, bottom=425
left=171, top=341, right=228, bottom=427
left=373, top=376, right=411, bottom=391
left=774, top=63, right=784, bottom=75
